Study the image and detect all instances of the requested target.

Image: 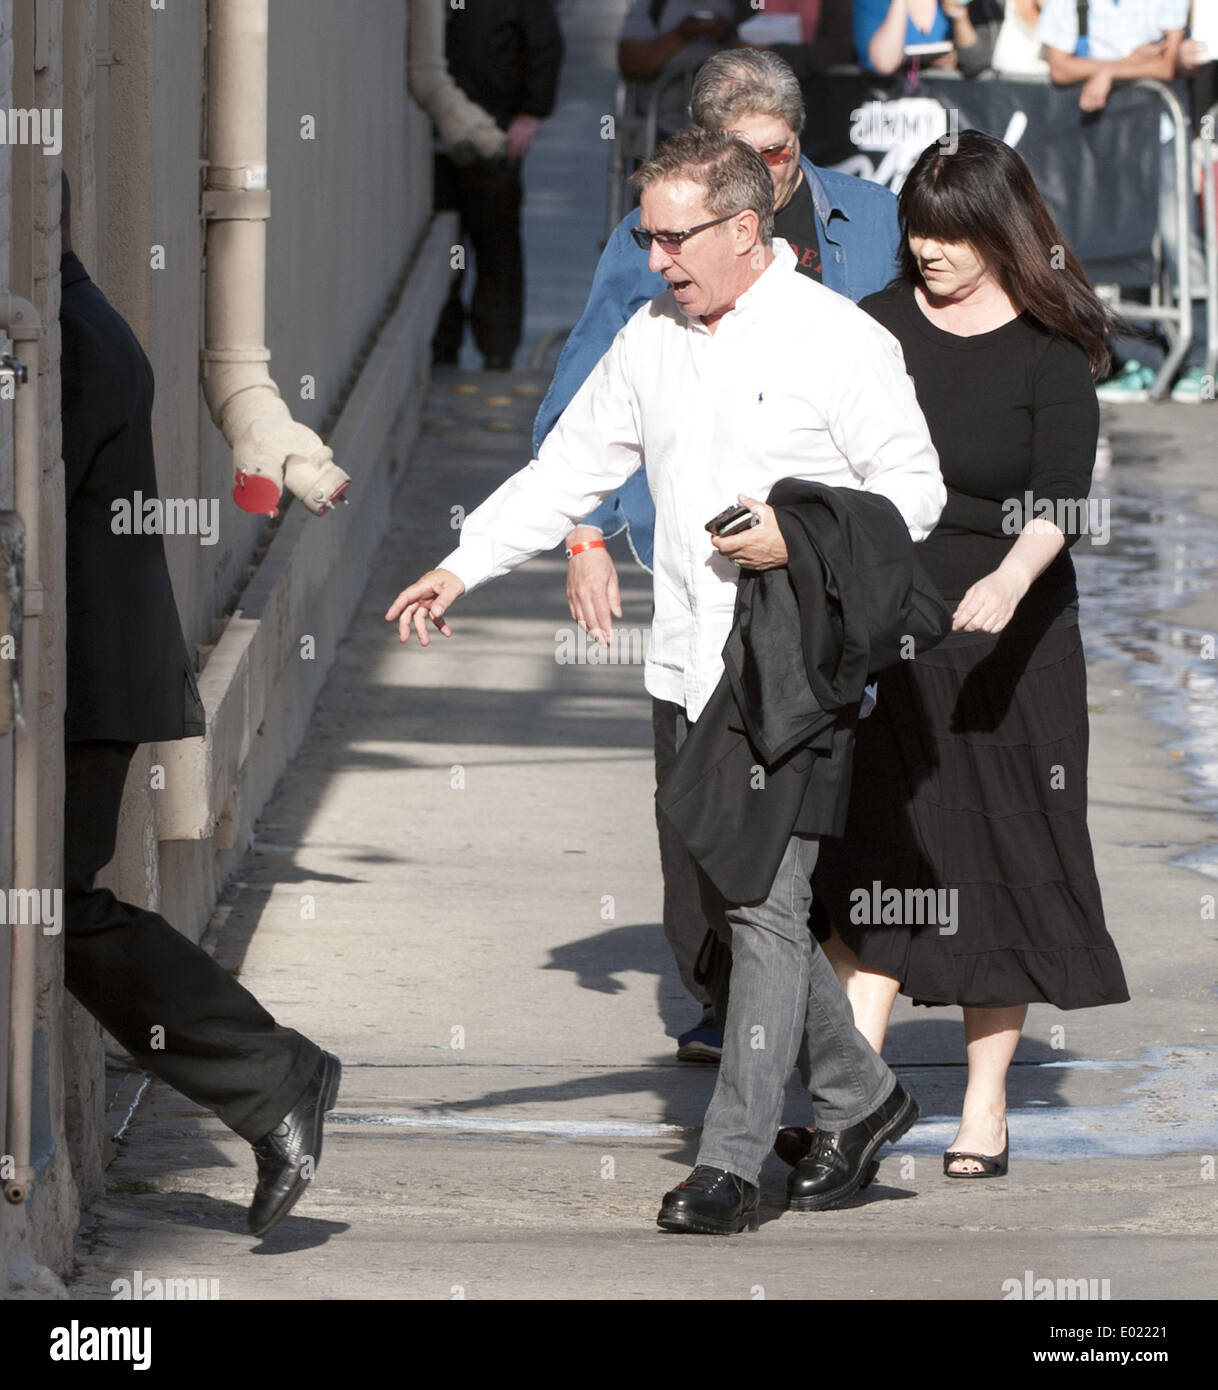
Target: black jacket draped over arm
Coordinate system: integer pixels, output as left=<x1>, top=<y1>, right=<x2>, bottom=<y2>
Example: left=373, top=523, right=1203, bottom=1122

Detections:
left=657, top=480, right=950, bottom=905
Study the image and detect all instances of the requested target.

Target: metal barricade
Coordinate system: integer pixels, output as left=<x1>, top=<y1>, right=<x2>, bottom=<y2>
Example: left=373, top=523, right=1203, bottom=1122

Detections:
left=916, top=72, right=1192, bottom=400
left=604, top=69, right=695, bottom=242
left=1132, top=80, right=1194, bottom=399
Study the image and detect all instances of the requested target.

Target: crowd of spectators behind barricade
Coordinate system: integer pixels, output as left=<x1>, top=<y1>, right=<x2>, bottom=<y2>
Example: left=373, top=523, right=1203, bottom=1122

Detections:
left=619, top=0, right=1215, bottom=101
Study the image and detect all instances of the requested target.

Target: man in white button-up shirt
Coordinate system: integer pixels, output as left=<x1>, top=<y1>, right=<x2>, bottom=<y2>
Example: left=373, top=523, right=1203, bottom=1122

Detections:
left=388, top=129, right=944, bottom=1234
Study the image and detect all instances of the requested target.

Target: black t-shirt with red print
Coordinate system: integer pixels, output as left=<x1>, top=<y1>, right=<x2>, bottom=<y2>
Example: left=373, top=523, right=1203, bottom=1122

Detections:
left=774, top=172, right=822, bottom=282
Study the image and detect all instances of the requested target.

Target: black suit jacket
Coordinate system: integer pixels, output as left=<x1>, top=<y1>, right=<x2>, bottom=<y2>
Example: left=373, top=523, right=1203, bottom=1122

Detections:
left=446, top=0, right=564, bottom=129
left=61, top=251, right=205, bottom=744
left=657, top=481, right=949, bottom=905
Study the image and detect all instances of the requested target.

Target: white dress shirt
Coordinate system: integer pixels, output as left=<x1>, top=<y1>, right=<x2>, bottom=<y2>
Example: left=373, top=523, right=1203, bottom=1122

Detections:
left=439, top=238, right=945, bottom=721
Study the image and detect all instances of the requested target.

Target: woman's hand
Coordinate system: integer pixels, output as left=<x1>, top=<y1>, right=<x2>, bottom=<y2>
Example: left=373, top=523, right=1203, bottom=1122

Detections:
left=956, top=516, right=1066, bottom=632
left=951, top=568, right=1027, bottom=633
left=711, top=495, right=788, bottom=570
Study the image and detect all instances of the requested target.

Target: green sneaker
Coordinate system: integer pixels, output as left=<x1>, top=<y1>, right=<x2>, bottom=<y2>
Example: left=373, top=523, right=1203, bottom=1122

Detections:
left=1170, top=365, right=1210, bottom=403
left=1096, top=360, right=1155, bottom=403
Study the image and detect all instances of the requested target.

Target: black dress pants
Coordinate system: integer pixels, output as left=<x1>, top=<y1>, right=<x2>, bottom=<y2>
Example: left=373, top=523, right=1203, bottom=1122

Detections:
left=63, top=739, right=321, bottom=1144
left=432, top=151, right=524, bottom=363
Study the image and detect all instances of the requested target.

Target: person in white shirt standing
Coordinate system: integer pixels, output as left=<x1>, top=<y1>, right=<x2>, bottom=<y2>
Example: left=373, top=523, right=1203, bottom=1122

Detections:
left=1038, top=0, right=1188, bottom=109
left=386, top=129, right=945, bottom=1235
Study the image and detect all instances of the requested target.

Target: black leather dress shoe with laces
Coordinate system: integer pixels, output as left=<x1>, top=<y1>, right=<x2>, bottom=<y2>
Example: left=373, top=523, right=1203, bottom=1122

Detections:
left=774, top=1125, right=883, bottom=1189
left=247, top=1050, right=342, bottom=1237
left=657, top=1165, right=760, bottom=1235
left=786, top=1082, right=919, bottom=1211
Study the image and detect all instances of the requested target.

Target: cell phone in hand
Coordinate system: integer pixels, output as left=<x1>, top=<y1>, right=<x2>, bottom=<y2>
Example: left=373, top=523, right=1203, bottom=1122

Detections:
left=706, top=503, right=760, bottom=537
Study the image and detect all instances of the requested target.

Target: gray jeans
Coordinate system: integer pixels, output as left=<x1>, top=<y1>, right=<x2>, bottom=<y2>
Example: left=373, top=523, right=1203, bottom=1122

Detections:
left=696, top=832, right=895, bottom=1185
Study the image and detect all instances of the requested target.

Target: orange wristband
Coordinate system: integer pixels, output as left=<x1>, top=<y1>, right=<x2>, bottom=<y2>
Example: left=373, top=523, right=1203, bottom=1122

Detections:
left=565, top=539, right=607, bottom=558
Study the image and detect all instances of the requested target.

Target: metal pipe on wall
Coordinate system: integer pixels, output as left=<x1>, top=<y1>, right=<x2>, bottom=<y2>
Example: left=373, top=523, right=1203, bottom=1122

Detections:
left=1, top=294, right=42, bottom=1207
left=202, top=0, right=350, bottom=517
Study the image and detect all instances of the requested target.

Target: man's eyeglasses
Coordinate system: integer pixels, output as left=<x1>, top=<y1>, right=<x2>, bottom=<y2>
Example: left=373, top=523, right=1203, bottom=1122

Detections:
left=756, top=139, right=795, bottom=167
left=630, top=210, right=742, bottom=254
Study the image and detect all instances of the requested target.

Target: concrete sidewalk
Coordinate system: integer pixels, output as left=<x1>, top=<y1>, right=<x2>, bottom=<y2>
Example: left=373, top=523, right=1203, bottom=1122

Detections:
left=66, top=380, right=1218, bottom=1301
left=65, top=0, right=1218, bottom=1303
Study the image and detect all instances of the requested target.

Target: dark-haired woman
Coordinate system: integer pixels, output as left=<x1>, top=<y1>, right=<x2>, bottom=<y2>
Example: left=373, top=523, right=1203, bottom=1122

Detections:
left=803, top=130, right=1129, bottom=1178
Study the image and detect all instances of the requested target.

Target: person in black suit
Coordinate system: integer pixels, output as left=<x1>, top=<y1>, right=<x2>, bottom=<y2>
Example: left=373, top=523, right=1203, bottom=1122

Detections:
left=431, top=0, right=564, bottom=370
left=59, top=173, right=341, bottom=1238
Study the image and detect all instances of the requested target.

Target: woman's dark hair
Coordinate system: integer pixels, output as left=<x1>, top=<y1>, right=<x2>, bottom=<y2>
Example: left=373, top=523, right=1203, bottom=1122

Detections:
left=898, top=130, right=1115, bottom=379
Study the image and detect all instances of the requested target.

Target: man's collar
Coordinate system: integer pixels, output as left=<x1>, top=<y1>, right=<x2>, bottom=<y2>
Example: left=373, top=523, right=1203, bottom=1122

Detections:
left=692, top=238, right=795, bottom=329
left=61, top=250, right=90, bottom=288
left=753, top=236, right=797, bottom=291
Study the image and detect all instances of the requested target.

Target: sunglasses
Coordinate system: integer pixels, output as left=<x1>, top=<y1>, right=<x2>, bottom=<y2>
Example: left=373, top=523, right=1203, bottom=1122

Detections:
left=630, top=210, right=742, bottom=254
left=756, top=139, right=795, bottom=167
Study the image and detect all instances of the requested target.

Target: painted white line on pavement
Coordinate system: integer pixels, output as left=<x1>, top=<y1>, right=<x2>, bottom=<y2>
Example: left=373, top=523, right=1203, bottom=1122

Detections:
left=327, top=1113, right=692, bottom=1138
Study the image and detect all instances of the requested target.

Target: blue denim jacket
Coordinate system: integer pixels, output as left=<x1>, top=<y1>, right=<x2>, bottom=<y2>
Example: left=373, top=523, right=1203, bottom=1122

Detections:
left=532, top=159, right=902, bottom=571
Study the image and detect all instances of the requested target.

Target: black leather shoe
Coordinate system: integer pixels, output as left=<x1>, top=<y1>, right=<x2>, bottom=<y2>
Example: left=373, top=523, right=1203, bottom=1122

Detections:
left=774, top=1126, right=882, bottom=1188
left=657, top=1165, right=760, bottom=1235
left=786, top=1082, right=919, bottom=1211
left=247, top=1051, right=342, bottom=1237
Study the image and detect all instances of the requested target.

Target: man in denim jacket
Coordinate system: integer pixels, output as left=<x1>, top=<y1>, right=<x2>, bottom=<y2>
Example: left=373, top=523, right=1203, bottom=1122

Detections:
left=535, top=48, right=902, bottom=1062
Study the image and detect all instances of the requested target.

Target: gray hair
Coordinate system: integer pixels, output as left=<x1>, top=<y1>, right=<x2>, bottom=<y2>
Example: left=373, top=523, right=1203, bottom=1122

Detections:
left=690, top=48, right=806, bottom=138
left=630, top=128, right=774, bottom=243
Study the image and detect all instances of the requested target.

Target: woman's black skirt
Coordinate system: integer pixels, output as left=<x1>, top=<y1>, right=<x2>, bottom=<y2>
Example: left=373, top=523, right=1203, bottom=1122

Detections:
left=812, top=621, right=1129, bottom=1010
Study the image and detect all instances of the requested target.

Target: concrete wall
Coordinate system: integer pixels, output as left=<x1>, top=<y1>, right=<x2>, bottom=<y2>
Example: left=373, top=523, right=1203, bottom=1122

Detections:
left=2, top=0, right=446, bottom=1293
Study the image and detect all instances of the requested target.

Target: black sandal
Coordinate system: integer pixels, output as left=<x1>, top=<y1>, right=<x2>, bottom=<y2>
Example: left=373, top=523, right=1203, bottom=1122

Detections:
left=943, top=1124, right=1009, bottom=1178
